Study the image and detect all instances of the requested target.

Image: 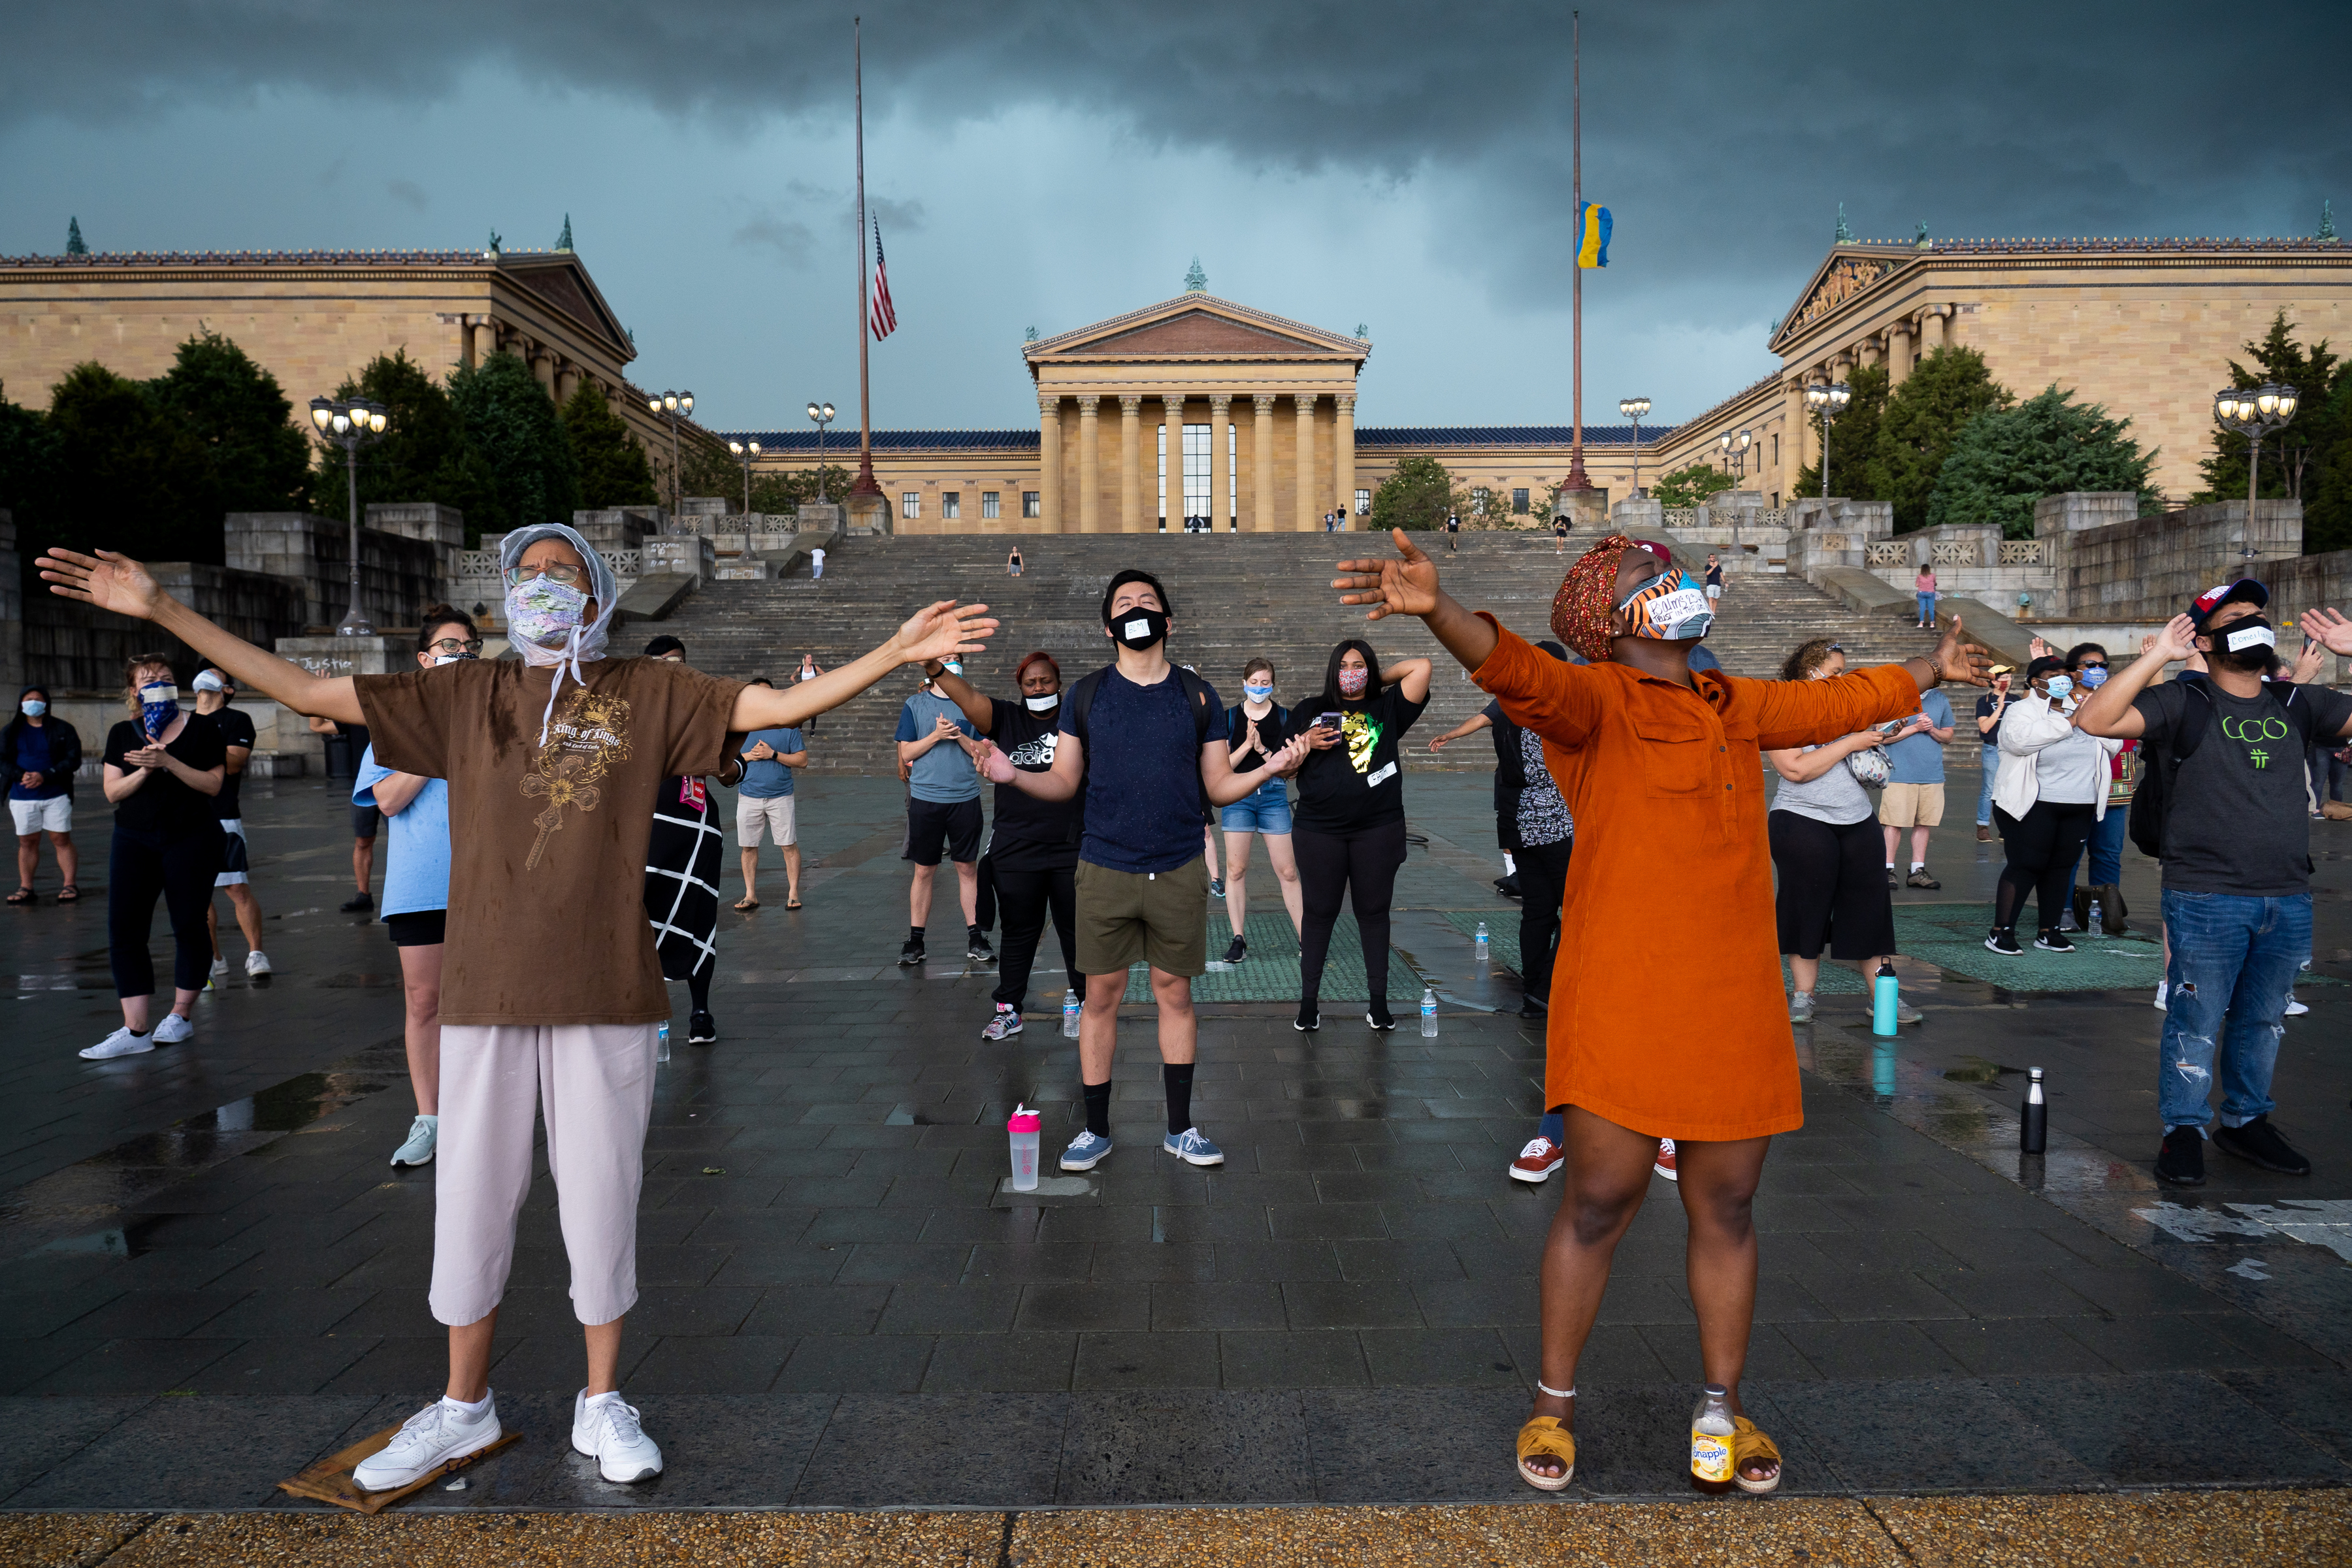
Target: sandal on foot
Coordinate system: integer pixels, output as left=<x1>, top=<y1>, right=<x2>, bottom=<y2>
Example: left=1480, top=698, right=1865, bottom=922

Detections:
left=54, top=886, right=78, bottom=903
left=733, top=898, right=760, bottom=911
left=1731, top=1415, right=1782, bottom=1494
left=5, top=888, right=33, bottom=905
left=1515, top=1416, right=1576, bottom=1492
left=786, top=898, right=802, bottom=910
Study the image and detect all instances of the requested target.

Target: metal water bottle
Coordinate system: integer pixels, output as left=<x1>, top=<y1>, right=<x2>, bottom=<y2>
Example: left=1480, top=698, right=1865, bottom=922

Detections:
left=1474, top=923, right=1490, bottom=965
left=1871, top=960, right=1900, bottom=1036
left=1062, top=988, right=1081, bottom=1039
left=1420, top=988, right=1439, bottom=1037
left=2021, top=1067, right=2047, bottom=1153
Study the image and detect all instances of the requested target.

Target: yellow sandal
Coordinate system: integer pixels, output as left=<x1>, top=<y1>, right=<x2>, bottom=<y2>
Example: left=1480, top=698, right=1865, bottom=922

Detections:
left=1516, top=1416, right=1576, bottom=1492
left=1731, top=1415, right=1781, bottom=1495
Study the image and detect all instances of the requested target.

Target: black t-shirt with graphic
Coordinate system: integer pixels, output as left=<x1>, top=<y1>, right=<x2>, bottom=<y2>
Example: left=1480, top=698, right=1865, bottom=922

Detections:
left=1284, top=685, right=1428, bottom=835
left=988, top=696, right=1081, bottom=872
left=208, top=706, right=257, bottom=819
left=2134, top=678, right=2352, bottom=896
left=105, top=715, right=229, bottom=838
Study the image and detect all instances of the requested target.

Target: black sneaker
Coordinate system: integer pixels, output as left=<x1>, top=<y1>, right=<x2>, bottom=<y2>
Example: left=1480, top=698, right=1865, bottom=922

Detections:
left=1365, top=1007, right=1397, bottom=1032
left=2034, top=930, right=2076, bottom=953
left=1985, top=927, right=2022, bottom=955
left=1519, top=994, right=1548, bottom=1020
left=898, top=938, right=926, bottom=967
left=967, top=930, right=996, bottom=963
left=1494, top=874, right=1522, bottom=900
left=1209, top=877, right=1226, bottom=900
left=1219, top=934, right=1248, bottom=965
left=340, top=890, right=374, bottom=913
left=2155, top=1126, right=2207, bottom=1186
left=2213, top=1115, right=2312, bottom=1176
left=1294, top=1005, right=1320, bottom=1032
left=688, top=1011, right=717, bottom=1045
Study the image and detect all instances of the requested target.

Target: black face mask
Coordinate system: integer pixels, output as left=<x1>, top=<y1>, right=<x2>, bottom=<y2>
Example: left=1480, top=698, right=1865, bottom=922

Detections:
left=1109, top=606, right=1169, bottom=651
left=2208, top=616, right=2276, bottom=672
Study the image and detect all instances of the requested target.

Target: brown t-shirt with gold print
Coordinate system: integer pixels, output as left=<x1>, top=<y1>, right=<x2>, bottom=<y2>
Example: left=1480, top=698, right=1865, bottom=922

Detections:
left=355, top=657, right=744, bottom=1026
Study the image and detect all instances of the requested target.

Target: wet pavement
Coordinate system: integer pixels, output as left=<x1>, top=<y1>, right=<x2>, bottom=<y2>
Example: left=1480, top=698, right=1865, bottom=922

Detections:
left=1, top=762, right=2347, bottom=1510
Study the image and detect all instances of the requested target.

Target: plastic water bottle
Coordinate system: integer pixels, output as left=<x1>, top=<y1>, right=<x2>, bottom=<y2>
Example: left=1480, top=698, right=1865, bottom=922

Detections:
left=1062, top=988, right=1081, bottom=1039
left=1420, top=988, right=1439, bottom=1037
left=2021, top=1067, right=2047, bottom=1154
left=656, top=1021, right=670, bottom=1064
left=1690, top=1383, right=1737, bottom=1493
left=1007, top=1103, right=1041, bottom=1192
left=1872, top=960, right=1900, bottom=1037
left=2087, top=900, right=2104, bottom=938
left=1474, top=922, right=1490, bottom=966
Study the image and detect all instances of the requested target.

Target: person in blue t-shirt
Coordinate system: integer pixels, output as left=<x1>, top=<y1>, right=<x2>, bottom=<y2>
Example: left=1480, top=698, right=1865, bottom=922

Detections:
left=1877, top=685, right=1955, bottom=889
left=732, top=671, right=807, bottom=912
left=894, top=664, right=987, bottom=965
left=977, top=569, right=1309, bottom=1175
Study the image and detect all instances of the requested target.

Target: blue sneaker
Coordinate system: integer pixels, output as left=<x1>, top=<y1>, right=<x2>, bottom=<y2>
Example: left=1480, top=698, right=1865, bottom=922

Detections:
left=1163, top=1126, right=1224, bottom=1167
left=1059, top=1130, right=1113, bottom=1171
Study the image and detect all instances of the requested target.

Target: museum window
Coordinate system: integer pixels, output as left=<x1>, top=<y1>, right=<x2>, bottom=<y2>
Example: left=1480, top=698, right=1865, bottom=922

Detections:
left=1355, top=489, right=1370, bottom=516
left=1771, top=433, right=1780, bottom=466
left=1160, top=423, right=1217, bottom=526
left=981, top=491, right=1001, bottom=519
left=1022, top=491, right=1041, bottom=517
left=942, top=491, right=961, bottom=520
left=1512, top=488, right=1530, bottom=515
left=901, top=492, right=921, bottom=519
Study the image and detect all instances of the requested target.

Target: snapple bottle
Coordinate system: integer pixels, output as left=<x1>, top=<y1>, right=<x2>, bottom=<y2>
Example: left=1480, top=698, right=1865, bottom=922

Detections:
left=1690, top=1383, right=1736, bottom=1493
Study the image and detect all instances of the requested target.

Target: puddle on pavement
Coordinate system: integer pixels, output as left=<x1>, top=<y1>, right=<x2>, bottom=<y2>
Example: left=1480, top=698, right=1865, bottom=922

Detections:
left=1941, top=1055, right=2019, bottom=1085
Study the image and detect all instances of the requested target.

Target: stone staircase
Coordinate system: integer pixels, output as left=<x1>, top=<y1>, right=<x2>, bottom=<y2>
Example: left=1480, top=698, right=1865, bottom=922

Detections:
left=649, top=532, right=1944, bottom=774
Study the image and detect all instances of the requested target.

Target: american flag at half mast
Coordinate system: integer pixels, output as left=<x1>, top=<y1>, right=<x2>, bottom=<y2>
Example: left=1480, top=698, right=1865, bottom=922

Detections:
left=868, top=218, right=898, bottom=340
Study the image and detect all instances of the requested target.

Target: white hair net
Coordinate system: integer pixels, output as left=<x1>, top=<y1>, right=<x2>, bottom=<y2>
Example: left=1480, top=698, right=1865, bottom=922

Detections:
left=500, top=523, right=620, bottom=743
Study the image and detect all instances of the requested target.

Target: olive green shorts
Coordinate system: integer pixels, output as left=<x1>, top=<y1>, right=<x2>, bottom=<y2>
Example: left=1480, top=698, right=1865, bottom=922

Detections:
left=1074, top=855, right=1209, bottom=978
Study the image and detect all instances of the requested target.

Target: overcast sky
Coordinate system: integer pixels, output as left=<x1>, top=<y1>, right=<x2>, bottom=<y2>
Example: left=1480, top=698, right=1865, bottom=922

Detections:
left=4, top=1, right=2347, bottom=434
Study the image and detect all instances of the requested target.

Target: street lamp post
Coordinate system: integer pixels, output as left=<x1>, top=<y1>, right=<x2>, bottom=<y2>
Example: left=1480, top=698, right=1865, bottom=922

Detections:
left=1804, top=382, right=1853, bottom=498
left=308, top=395, right=389, bottom=636
left=2213, top=382, right=2300, bottom=512
left=1717, top=427, right=1753, bottom=480
left=645, top=389, right=695, bottom=523
left=807, top=402, right=837, bottom=502
left=728, top=439, right=762, bottom=515
left=1619, top=397, right=1651, bottom=497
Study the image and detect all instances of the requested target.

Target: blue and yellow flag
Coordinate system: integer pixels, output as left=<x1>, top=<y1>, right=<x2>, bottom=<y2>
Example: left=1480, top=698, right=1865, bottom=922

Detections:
left=1576, top=203, right=1612, bottom=269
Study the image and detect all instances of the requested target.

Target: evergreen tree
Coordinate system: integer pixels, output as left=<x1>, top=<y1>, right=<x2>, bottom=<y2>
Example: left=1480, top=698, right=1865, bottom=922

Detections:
left=1872, top=347, right=2012, bottom=532
left=1652, top=464, right=1736, bottom=508
left=445, top=352, right=580, bottom=537
left=564, top=382, right=658, bottom=510
left=1368, top=453, right=1454, bottom=531
left=2300, top=372, right=2352, bottom=555
left=35, top=362, right=215, bottom=564
left=305, top=349, right=502, bottom=542
left=1789, top=362, right=1887, bottom=502
left=0, top=378, right=57, bottom=534
left=2192, top=311, right=2345, bottom=517
left=1925, top=385, right=2160, bottom=539
left=152, top=329, right=310, bottom=521
left=65, top=218, right=86, bottom=255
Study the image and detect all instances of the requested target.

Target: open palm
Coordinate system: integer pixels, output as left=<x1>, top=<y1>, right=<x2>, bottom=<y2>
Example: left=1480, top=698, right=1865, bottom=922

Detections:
left=1332, top=529, right=1441, bottom=621
left=896, top=600, right=998, bottom=666
left=39, top=547, right=164, bottom=621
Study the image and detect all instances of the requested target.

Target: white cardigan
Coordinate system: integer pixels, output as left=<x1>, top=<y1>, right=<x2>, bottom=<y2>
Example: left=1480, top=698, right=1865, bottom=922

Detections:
left=1993, top=693, right=2124, bottom=822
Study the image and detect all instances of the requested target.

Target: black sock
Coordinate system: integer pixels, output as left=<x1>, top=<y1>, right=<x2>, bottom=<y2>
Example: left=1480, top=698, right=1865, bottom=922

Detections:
left=968, top=923, right=984, bottom=940
left=908, top=924, right=924, bottom=944
left=1164, top=1062, right=1196, bottom=1137
left=1083, top=1080, right=1113, bottom=1139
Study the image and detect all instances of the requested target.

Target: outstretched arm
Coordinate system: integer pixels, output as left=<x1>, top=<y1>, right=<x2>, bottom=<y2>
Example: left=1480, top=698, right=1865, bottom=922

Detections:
left=975, top=730, right=1085, bottom=802
left=2076, top=614, right=2194, bottom=740
left=733, top=600, right=997, bottom=731
left=1427, top=713, right=1493, bottom=752
left=40, top=547, right=363, bottom=724
left=922, top=661, right=997, bottom=732
left=1331, top=529, right=1498, bottom=674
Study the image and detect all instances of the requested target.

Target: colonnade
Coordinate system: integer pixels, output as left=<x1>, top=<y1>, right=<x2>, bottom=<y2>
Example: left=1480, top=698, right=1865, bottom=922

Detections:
left=1035, top=389, right=1358, bottom=533
left=1781, top=303, right=1957, bottom=474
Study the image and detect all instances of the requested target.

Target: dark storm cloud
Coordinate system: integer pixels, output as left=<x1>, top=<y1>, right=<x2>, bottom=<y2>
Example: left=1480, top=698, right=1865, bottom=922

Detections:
left=7, top=1, right=2347, bottom=321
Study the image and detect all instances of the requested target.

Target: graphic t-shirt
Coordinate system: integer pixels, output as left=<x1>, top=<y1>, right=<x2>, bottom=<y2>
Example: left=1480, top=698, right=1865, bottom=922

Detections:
left=739, top=727, right=803, bottom=797
left=1883, top=687, right=1953, bottom=784
left=1062, top=664, right=1223, bottom=874
left=208, top=706, right=258, bottom=818
left=987, top=696, right=1081, bottom=872
left=896, top=689, right=980, bottom=804
left=353, top=744, right=452, bottom=917
left=2132, top=679, right=2352, bottom=896
left=105, top=715, right=227, bottom=838
left=355, top=656, right=743, bottom=1025
left=1284, top=683, right=1429, bottom=835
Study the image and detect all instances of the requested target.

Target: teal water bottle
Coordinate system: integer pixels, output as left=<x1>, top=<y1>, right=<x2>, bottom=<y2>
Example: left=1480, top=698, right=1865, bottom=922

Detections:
left=1872, top=960, right=1900, bottom=1036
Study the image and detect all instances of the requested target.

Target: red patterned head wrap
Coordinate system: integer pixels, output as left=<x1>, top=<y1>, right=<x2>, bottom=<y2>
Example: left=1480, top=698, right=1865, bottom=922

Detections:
left=1550, top=534, right=1632, bottom=662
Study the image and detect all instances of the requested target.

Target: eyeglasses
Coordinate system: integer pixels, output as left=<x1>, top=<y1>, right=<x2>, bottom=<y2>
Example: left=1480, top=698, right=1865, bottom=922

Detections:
left=428, top=637, right=485, bottom=655
left=504, top=563, right=587, bottom=588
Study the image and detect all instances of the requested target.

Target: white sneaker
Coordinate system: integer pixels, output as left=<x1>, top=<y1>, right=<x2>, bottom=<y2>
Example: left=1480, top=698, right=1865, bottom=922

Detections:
left=572, top=1390, right=662, bottom=1483
left=351, top=1395, right=502, bottom=1492
left=2283, top=996, right=2308, bottom=1017
left=2153, top=982, right=2168, bottom=1012
left=246, top=951, right=273, bottom=977
left=209, top=955, right=229, bottom=977
left=79, top=1027, right=154, bottom=1060
left=390, top=1114, right=438, bottom=1168
left=152, top=1013, right=194, bottom=1045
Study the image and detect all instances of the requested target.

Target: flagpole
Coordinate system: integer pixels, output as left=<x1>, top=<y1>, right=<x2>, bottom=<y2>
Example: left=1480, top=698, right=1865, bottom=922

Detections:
left=1564, top=8, right=1591, bottom=495
left=849, top=16, right=882, bottom=504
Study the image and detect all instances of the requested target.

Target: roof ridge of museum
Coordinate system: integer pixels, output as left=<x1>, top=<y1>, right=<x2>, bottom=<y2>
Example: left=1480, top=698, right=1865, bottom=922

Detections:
left=715, top=423, right=1674, bottom=451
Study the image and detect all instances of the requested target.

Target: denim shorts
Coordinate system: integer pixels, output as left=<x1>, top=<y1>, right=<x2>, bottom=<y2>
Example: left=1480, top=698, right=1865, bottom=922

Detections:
left=1220, top=778, right=1293, bottom=835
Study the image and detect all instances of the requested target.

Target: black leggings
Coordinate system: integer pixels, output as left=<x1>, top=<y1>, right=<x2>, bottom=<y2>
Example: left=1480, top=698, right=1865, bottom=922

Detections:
left=687, top=964, right=712, bottom=1015
left=1514, top=837, right=1573, bottom=1004
left=109, top=827, right=222, bottom=998
left=1295, top=819, right=1409, bottom=1013
left=1992, top=800, right=2097, bottom=933
left=992, top=863, right=1079, bottom=1011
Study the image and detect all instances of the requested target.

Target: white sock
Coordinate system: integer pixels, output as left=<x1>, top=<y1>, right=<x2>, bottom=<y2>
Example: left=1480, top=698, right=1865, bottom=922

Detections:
left=1501, top=853, right=1516, bottom=875
left=1911, top=862, right=1926, bottom=873
left=1885, top=863, right=1897, bottom=872
left=581, top=1390, right=622, bottom=1409
left=442, top=1391, right=492, bottom=1418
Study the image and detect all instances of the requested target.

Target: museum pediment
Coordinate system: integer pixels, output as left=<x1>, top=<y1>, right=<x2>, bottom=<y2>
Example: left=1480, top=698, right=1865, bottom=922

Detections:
left=1774, top=246, right=1912, bottom=348
left=1030, top=296, right=1364, bottom=361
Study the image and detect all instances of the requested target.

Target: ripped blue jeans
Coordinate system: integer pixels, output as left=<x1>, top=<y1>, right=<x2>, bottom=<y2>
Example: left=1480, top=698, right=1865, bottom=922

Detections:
left=2157, top=889, right=2311, bottom=1134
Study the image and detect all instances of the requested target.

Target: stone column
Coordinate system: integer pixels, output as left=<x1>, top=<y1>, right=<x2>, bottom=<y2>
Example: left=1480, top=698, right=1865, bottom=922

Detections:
left=1887, top=319, right=1915, bottom=387
left=555, top=364, right=579, bottom=406
left=472, top=318, right=498, bottom=365
left=1786, top=378, right=1814, bottom=484
left=1335, top=393, right=1357, bottom=526
left=1119, top=395, right=1143, bottom=532
left=1209, top=393, right=1233, bottom=531
left=1252, top=394, right=1277, bottom=531
left=1077, top=395, right=1101, bottom=534
left=1162, top=393, right=1186, bottom=526
left=1857, top=338, right=1881, bottom=369
left=529, top=342, right=555, bottom=397
left=1921, top=308, right=1948, bottom=355
left=1039, top=394, right=1063, bottom=533
left=1294, top=393, right=1318, bottom=532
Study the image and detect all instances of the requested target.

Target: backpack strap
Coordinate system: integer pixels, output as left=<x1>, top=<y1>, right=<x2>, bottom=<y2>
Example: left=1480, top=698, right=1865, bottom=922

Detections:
left=1066, top=668, right=1109, bottom=749
left=1176, top=667, right=1215, bottom=747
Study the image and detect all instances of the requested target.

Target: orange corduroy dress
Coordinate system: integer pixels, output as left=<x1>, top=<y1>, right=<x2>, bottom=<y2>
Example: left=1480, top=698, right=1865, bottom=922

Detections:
left=1475, top=623, right=1922, bottom=1141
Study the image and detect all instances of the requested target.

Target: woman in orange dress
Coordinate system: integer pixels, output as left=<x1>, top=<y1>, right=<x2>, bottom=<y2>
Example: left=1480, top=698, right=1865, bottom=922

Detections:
left=1334, top=530, right=1987, bottom=1494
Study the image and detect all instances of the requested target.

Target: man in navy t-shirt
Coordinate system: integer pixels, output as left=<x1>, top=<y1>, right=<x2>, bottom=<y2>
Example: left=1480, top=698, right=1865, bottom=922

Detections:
left=978, top=569, right=1309, bottom=1175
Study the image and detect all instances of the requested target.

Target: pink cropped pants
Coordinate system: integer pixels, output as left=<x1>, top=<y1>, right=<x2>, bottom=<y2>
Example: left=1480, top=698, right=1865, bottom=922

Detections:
left=428, top=1022, right=658, bottom=1329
